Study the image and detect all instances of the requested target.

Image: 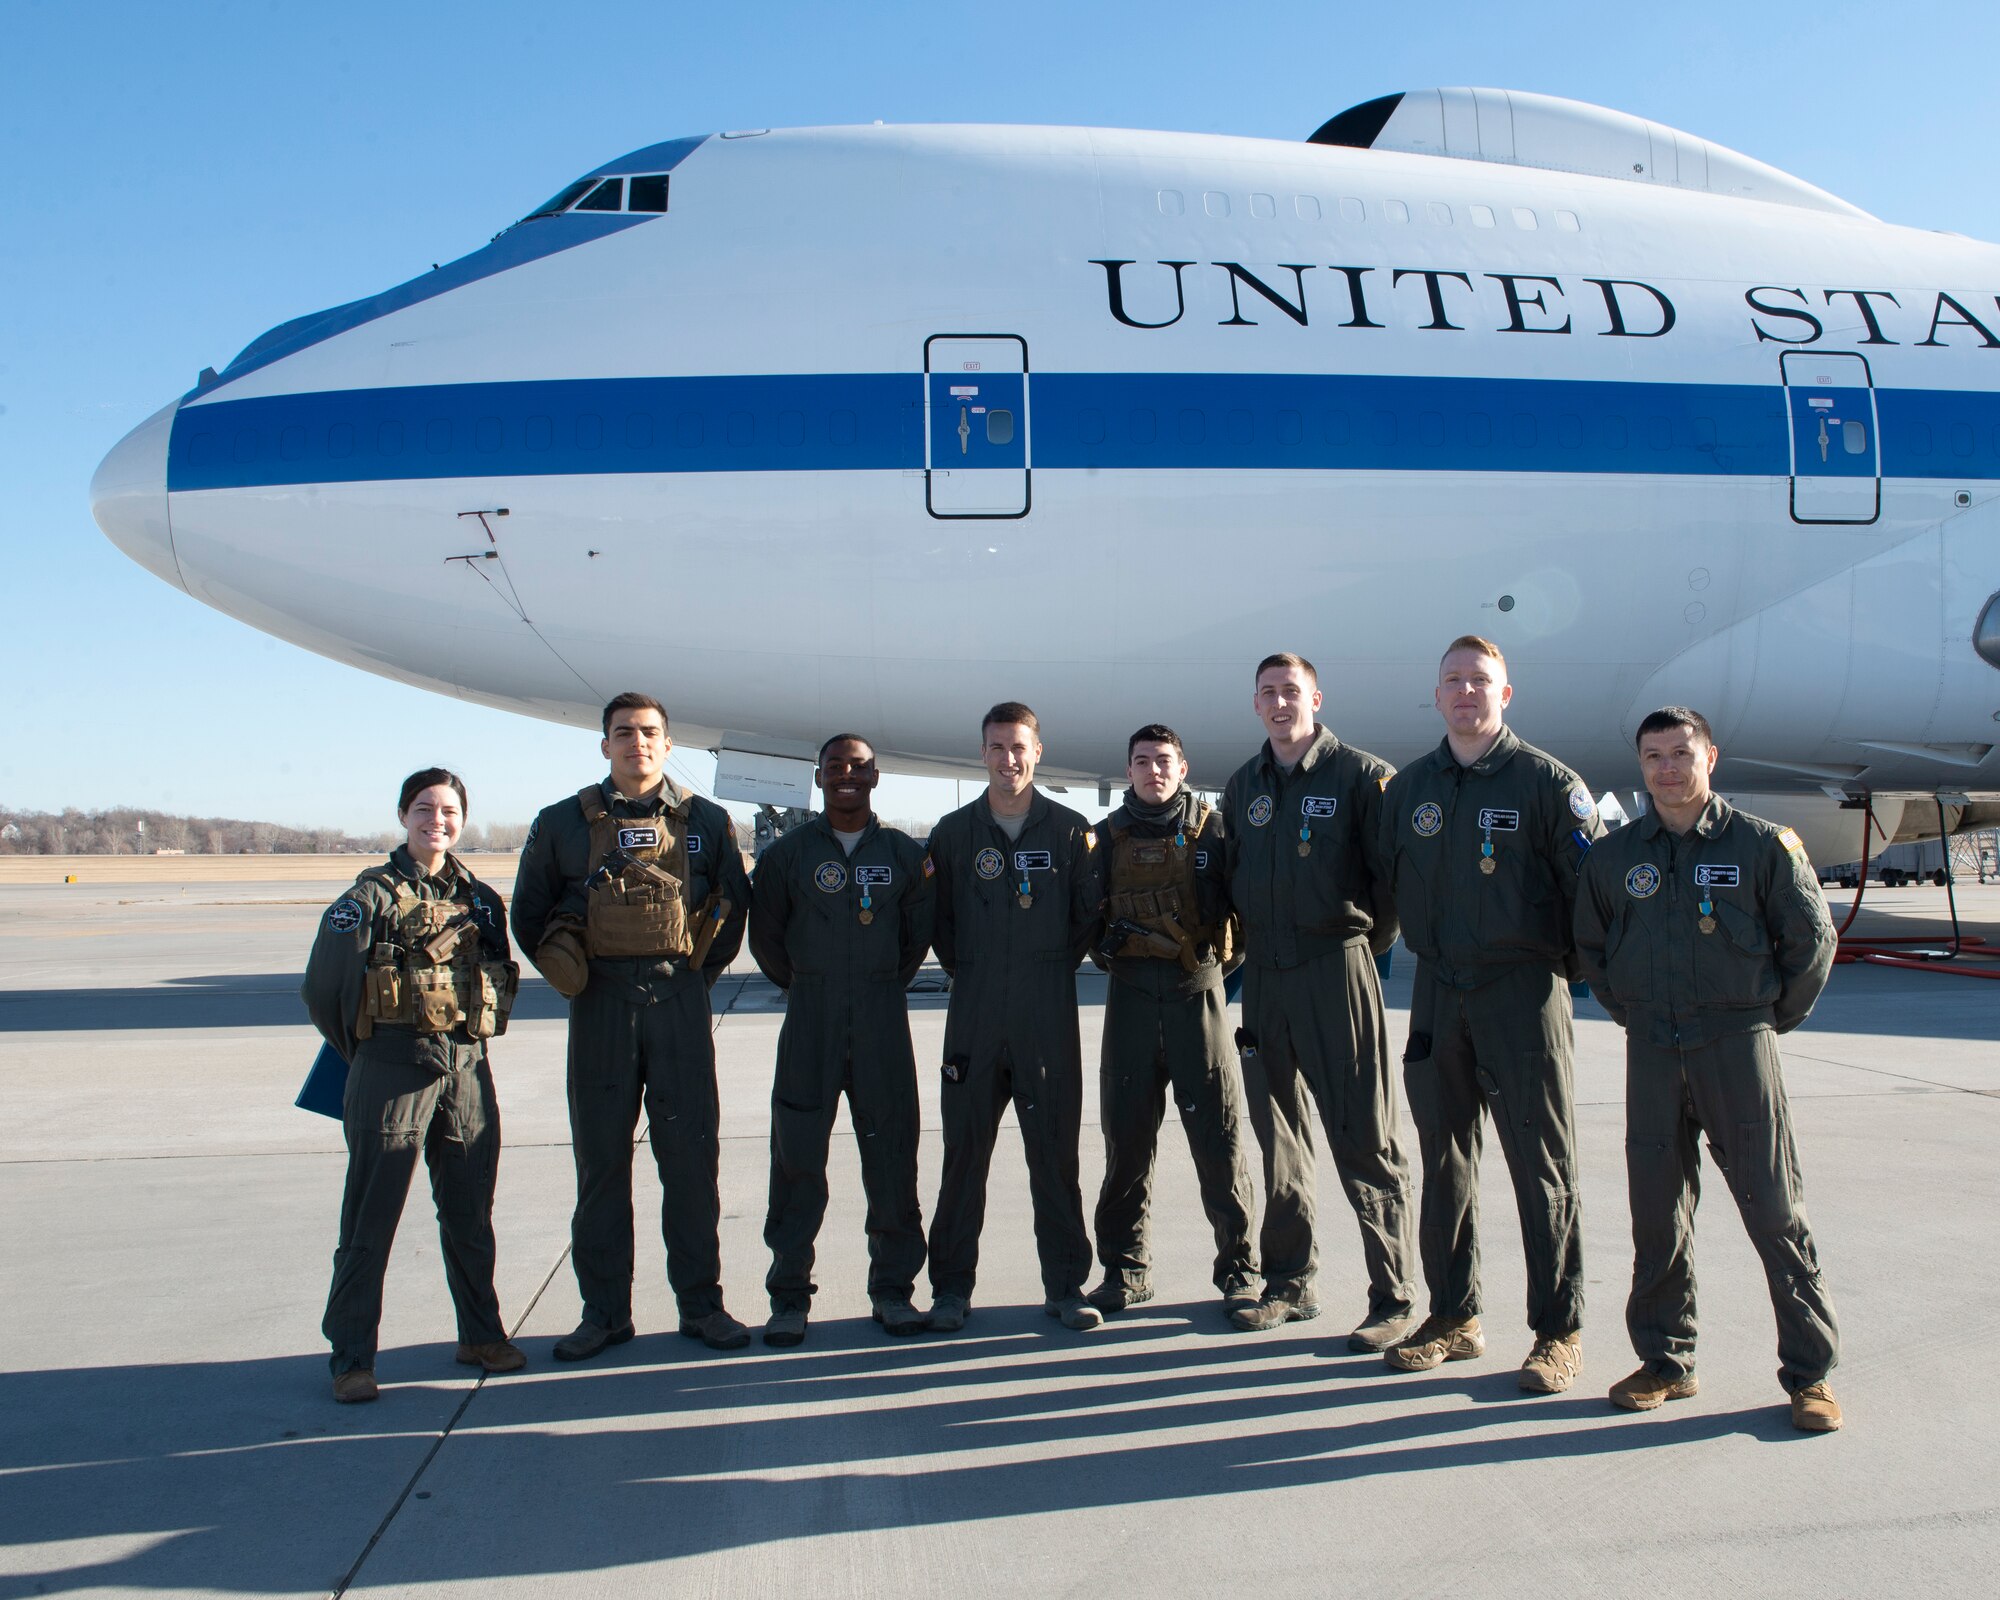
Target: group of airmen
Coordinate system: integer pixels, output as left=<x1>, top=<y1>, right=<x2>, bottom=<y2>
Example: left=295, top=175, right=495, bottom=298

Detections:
left=302, top=637, right=1845, bottom=1434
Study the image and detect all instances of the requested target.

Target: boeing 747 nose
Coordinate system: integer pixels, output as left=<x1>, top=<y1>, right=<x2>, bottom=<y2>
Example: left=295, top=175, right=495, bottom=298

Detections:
left=91, top=400, right=181, bottom=591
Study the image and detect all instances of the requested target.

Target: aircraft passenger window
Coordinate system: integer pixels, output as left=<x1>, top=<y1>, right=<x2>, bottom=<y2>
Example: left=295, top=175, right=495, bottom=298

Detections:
left=1843, top=421, right=1868, bottom=455
left=575, top=178, right=623, bottom=212
left=1157, top=190, right=1185, bottom=216
left=627, top=175, right=669, bottom=212
left=985, top=409, right=1015, bottom=445
left=523, top=179, right=594, bottom=221
left=1513, top=207, right=1538, bottom=230
left=1385, top=199, right=1410, bottom=222
left=1250, top=193, right=1276, bottom=219
left=1340, top=197, right=1364, bottom=223
left=1470, top=205, right=1495, bottom=228
left=1204, top=191, right=1230, bottom=218
left=1295, top=195, right=1321, bottom=221
left=1555, top=209, right=1581, bottom=231
left=1429, top=202, right=1452, bottom=225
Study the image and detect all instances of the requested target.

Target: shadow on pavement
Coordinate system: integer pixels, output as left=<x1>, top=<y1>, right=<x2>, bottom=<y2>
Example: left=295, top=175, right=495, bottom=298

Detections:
left=0, top=1310, right=1799, bottom=1596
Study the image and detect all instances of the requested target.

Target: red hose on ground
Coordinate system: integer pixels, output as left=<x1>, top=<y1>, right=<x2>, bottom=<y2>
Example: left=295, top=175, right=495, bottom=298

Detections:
left=1829, top=796, right=1999, bottom=977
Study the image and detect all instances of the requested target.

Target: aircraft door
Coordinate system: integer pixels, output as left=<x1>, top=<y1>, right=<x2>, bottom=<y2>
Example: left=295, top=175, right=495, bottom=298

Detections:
left=1782, top=351, right=1879, bottom=525
left=925, top=335, right=1029, bottom=517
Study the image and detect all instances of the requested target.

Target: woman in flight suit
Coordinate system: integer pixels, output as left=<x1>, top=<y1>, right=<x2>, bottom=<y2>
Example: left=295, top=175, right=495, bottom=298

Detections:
left=302, top=767, right=521, bottom=1402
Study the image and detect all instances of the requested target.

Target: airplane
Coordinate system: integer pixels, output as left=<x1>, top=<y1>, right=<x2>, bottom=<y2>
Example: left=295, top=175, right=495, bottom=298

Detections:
left=90, top=87, right=2000, bottom=862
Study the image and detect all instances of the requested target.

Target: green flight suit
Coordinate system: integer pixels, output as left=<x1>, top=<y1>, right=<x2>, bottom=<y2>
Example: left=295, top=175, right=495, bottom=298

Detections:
left=1376, top=727, right=1604, bottom=1339
left=512, top=776, right=749, bottom=1330
left=750, top=815, right=934, bottom=1312
left=303, top=847, right=512, bottom=1377
left=926, top=791, right=1101, bottom=1301
left=1222, top=727, right=1416, bottom=1320
left=1091, top=790, right=1256, bottom=1296
left=1575, top=795, right=1840, bottom=1394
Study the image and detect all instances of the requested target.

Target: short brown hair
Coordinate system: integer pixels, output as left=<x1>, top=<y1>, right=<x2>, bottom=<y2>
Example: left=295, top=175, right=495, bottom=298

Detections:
left=1127, top=723, right=1184, bottom=760
left=1636, top=705, right=1715, bottom=748
left=982, top=701, right=1040, bottom=736
left=1440, top=635, right=1506, bottom=672
left=601, top=692, right=669, bottom=736
left=1255, top=652, right=1317, bottom=686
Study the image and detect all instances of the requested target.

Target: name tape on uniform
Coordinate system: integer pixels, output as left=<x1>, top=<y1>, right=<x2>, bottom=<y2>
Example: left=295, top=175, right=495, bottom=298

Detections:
left=855, top=865, right=892, bottom=886
left=1478, top=808, right=1521, bottom=832
left=617, top=825, right=661, bottom=850
left=1302, top=796, right=1338, bottom=819
left=1014, top=849, right=1053, bottom=874
left=1694, top=863, right=1741, bottom=888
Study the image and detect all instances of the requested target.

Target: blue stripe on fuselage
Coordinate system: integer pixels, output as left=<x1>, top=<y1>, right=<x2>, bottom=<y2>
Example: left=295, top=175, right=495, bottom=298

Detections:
left=165, top=372, right=2000, bottom=491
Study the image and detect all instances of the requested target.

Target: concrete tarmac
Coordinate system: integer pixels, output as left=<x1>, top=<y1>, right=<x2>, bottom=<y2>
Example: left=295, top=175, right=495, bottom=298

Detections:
left=2, top=858, right=1996, bottom=1598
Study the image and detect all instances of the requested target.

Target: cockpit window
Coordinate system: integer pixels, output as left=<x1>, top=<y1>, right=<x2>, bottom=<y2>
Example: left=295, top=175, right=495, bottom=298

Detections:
left=521, top=178, right=595, bottom=222
left=627, top=174, right=669, bottom=212
left=575, top=178, right=624, bottom=212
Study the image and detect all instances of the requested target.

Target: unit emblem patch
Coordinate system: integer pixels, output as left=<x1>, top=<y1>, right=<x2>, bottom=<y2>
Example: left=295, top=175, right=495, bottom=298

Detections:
left=1247, top=796, right=1275, bottom=828
left=1626, top=863, right=1662, bottom=899
left=814, top=861, right=847, bottom=893
left=1693, top=864, right=1740, bottom=888
left=1412, top=802, right=1443, bottom=837
left=1478, top=808, right=1521, bottom=832
left=1569, top=787, right=1597, bottom=821
left=1302, top=796, right=1338, bottom=820
left=617, top=825, right=661, bottom=851
left=326, top=899, right=364, bottom=934
left=974, top=847, right=1005, bottom=880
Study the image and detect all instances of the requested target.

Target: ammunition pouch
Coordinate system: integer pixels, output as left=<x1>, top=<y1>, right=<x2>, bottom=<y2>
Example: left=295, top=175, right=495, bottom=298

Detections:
left=351, top=869, right=516, bottom=1040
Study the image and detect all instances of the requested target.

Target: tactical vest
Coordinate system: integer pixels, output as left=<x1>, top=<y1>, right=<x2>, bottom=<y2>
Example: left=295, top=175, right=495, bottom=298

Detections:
left=578, top=785, right=693, bottom=959
left=1104, top=803, right=1227, bottom=970
left=353, top=871, right=517, bottom=1041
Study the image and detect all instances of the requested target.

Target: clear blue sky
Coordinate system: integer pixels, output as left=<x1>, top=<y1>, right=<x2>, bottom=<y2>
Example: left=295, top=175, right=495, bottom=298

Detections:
left=5, top=0, right=1995, bottom=833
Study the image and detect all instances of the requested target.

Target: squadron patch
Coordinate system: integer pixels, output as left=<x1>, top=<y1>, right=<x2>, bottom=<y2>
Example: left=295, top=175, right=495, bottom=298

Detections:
left=1778, top=827, right=1805, bottom=854
left=1625, top=863, right=1662, bottom=899
left=1412, top=802, right=1443, bottom=837
left=814, top=861, right=847, bottom=893
left=1302, top=796, right=1338, bottom=820
left=1478, top=808, right=1521, bottom=832
left=1694, top=863, right=1741, bottom=888
left=1568, top=787, right=1597, bottom=822
left=1247, top=795, right=1275, bottom=828
left=974, top=847, right=1005, bottom=880
left=325, top=898, right=364, bottom=934
left=617, top=825, right=661, bottom=851
left=855, top=865, right=892, bottom=887
left=1013, top=849, right=1053, bottom=874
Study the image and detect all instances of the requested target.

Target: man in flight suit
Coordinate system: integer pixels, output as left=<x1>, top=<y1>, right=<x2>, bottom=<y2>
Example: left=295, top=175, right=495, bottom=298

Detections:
left=512, top=692, right=753, bottom=1358
left=1575, top=706, right=1843, bottom=1432
left=925, top=702, right=1104, bottom=1332
left=750, top=734, right=934, bottom=1346
left=1087, top=724, right=1258, bottom=1316
left=1223, top=653, right=1418, bottom=1348
left=1374, top=636, right=1603, bottom=1390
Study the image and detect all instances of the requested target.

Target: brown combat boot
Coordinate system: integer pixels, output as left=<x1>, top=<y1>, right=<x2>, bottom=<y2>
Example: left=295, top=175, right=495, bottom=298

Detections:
left=455, top=1340, right=526, bottom=1373
left=1519, top=1331, right=1582, bottom=1393
left=1609, top=1366, right=1699, bottom=1411
left=1790, top=1381, right=1843, bottom=1432
left=1385, top=1314, right=1484, bottom=1371
left=332, top=1369, right=379, bottom=1404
